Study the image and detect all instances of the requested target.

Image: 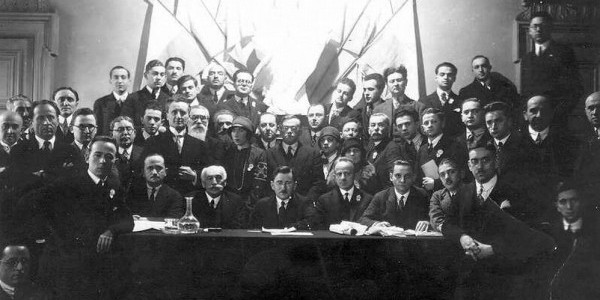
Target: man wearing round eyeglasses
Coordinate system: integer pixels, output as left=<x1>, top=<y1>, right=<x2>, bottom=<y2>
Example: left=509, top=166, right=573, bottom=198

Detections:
left=0, top=244, right=49, bottom=299
left=70, top=108, right=97, bottom=161
left=218, top=69, right=268, bottom=126
left=111, top=116, right=143, bottom=190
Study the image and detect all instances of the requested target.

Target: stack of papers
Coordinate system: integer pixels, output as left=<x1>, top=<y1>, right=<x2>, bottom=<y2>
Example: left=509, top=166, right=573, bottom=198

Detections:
left=133, top=220, right=165, bottom=232
left=329, top=221, right=368, bottom=236
left=261, top=227, right=314, bottom=236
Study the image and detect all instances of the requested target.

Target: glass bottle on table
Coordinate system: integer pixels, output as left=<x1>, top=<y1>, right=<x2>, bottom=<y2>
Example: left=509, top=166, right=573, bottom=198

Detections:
left=178, top=196, right=200, bottom=234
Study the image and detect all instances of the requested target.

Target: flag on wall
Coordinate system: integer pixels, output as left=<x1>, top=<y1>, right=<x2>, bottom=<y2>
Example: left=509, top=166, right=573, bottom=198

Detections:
left=144, top=0, right=418, bottom=114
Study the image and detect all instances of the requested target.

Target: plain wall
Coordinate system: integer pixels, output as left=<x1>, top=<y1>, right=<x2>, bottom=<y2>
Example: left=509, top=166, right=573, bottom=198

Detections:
left=49, top=0, right=524, bottom=108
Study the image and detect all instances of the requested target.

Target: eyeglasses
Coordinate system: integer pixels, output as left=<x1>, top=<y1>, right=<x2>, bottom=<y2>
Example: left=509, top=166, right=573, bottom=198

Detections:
left=469, top=157, right=493, bottom=166
left=1, top=258, right=29, bottom=269
left=190, top=115, right=209, bottom=122
left=236, top=79, right=252, bottom=85
left=113, top=127, right=134, bottom=133
left=75, top=124, right=97, bottom=131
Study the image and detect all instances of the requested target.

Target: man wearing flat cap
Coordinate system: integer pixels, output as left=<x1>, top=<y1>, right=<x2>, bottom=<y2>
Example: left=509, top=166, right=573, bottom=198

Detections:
left=223, top=116, right=269, bottom=206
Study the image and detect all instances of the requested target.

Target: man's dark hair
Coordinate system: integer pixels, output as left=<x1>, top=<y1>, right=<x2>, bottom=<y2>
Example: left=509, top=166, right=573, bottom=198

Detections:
left=144, top=101, right=164, bottom=115
left=177, top=75, right=198, bottom=89
left=530, top=11, right=554, bottom=24
left=422, top=107, right=446, bottom=123
left=71, top=108, right=95, bottom=126
left=213, top=109, right=236, bottom=124
left=363, top=73, right=385, bottom=91
left=232, top=69, right=254, bottom=82
left=439, top=158, right=461, bottom=171
left=435, top=62, right=457, bottom=75
left=145, top=59, right=164, bottom=73
left=166, top=57, right=186, bottom=70
left=336, top=78, right=356, bottom=99
left=281, top=114, right=301, bottom=124
left=391, top=159, right=414, bottom=173
left=52, top=87, right=79, bottom=102
left=32, top=99, right=60, bottom=117
left=484, top=101, right=511, bottom=119
left=383, top=65, right=408, bottom=82
left=394, top=108, right=419, bottom=124
left=109, top=115, right=134, bottom=133
left=461, top=98, right=482, bottom=110
left=272, top=166, right=294, bottom=181
left=471, top=55, right=490, bottom=65
left=468, top=142, right=497, bottom=156
left=7, top=94, right=32, bottom=106
left=109, top=65, right=131, bottom=78
left=167, top=94, right=190, bottom=112
left=90, top=135, right=118, bottom=149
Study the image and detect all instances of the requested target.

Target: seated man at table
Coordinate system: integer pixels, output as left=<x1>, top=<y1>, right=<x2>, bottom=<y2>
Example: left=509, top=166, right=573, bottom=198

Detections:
left=429, top=158, right=464, bottom=232
left=127, top=153, right=184, bottom=218
left=190, top=165, right=247, bottom=229
left=251, top=166, right=313, bottom=230
left=311, top=157, right=373, bottom=229
left=360, top=160, right=429, bottom=230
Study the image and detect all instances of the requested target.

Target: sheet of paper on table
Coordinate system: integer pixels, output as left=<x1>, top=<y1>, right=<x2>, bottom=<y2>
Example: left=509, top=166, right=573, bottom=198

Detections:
left=270, top=232, right=314, bottom=236
left=261, top=227, right=312, bottom=235
left=329, top=221, right=368, bottom=236
left=133, top=219, right=165, bottom=232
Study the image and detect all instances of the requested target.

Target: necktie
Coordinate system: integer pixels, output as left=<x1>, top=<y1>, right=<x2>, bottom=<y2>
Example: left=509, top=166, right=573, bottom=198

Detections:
left=152, top=88, right=160, bottom=99
left=535, top=134, right=542, bottom=145
left=286, top=146, right=294, bottom=159
left=477, top=185, right=485, bottom=205
left=213, top=92, right=219, bottom=104
left=42, top=140, right=51, bottom=152
left=81, top=143, right=88, bottom=158
left=150, top=187, right=156, bottom=202
left=171, top=85, right=178, bottom=95
left=441, top=93, right=448, bottom=105
left=1, top=144, right=10, bottom=154
left=278, top=202, right=287, bottom=226
left=176, top=135, right=184, bottom=154
left=61, top=118, right=69, bottom=134
left=122, top=148, right=129, bottom=161
left=467, top=132, right=474, bottom=144
left=210, top=199, right=216, bottom=209
left=311, top=133, right=318, bottom=146
left=344, top=192, right=350, bottom=202
left=398, top=195, right=405, bottom=210
left=428, top=142, right=433, bottom=153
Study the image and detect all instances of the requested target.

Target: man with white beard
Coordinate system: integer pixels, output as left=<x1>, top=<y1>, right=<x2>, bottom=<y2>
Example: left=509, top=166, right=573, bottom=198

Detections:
left=188, top=105, right=226, bottom=164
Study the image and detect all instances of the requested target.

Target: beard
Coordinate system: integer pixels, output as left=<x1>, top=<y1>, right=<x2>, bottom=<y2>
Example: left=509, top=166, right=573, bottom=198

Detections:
left=189, top=124, right=207, bottom=141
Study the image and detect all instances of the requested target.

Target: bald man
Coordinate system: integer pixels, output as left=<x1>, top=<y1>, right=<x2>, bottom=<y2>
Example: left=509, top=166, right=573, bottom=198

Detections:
left=197, top=64, right=234, bottom=116
left=0, top=112, right=22, bottom=167
left=574, top=92, right=600, bottom=207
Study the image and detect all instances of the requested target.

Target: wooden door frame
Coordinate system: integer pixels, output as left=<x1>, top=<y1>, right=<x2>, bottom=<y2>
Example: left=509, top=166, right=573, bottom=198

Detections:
left=0, top=12, right=58, bottom=109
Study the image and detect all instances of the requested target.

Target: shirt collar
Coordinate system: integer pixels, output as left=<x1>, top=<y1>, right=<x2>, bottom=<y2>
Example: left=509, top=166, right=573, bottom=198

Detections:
left=74, top=140, right=85, bottom=150
left=58, top=115, right=72, bottom=126
left=169, top=126, right=187, bottom=137
left=205, top=192, right=222, bottom=206
left=494, top=134, right=510, bottom=146
left=536, top=40, right=550, bottom=52
left=476, top=174, right=498, bottom=200
left=276, top=196, right=290, bottom=209
left=235, top=94, right=249, bottom=104
left=0, top=141, right=13, bottom=154
left=113, top=91, right=129, bottom=101
left=428, top=133, right=443, bottom=148
left=143, top=130, right=158, bottom=140
left=147, top=184, right=161, bottom=196
left=87, top=169, right=105, bottom=185
left=35, top=135, right=56, bottom=149
left=436, top=88, right=452, bottom=102
left=528, top=125, right=549, bottom=142
left=563, top=217, right=583, bottom=232
left=339, top=186, right=355, bottom=201
left=283, top=142, right=298, bottom=153
left=262, top=139, right=276, bottom=148
left=394, top=188, right=411, bottom=205
left=0, top=280, right=14, bottom=297
left=119, top=145, right=134, bottom=155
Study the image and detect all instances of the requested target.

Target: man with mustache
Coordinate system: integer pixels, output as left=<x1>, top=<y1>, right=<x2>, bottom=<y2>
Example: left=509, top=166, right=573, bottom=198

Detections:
left=93, top=66, right=133, bottom=135
left=574, top=92, right=600, bottom=208
left=212, top=109, right=235, bottom=144
left=256, top=113, right=279, bottom=150
left=70, top=108, right=97, bottom=162
left=122, top=59, right=169, bottom=127
left=455, top=98, right=491, bottom=151
left=188, top=105, right=226, bottom=164
left=373, top=66, right=426, bottom=137
left=6, top=95, right=33, bottom=140
left=197, top=63, right=234, bottom=117
left=111, top=116, right=143, bottom=191
left=0, top=112, right=22, bottom=169
left=419, top=62, right=463, bottom=137
left=52, top=87, right=79, bottom=144
left=190, top=165, right=247, bottom=229
left=0, top=244, right=49, bottom=299
left=164, top=57, right=185, bottom=95
left=458, top=55, right=519, bottom=109
left=299, top=104, right=326, bottom=148
left=127, top=153, right=184, bottom=218
left=429, top=158, right=464, bottom=232
left=266, top=115, right=325, bottom=201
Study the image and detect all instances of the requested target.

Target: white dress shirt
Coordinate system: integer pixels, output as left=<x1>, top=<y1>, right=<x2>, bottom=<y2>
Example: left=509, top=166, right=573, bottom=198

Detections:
left=35, top=135, right=56, bottom=150
left=339, top=186, right=355, bottom=202
left=528, top=126, right=549, bottom=143
left=475, top=174, right=498, bottom=200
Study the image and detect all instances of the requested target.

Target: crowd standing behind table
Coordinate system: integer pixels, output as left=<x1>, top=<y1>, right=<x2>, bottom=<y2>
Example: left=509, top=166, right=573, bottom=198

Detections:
left=0, top=10, right=599, bottom=300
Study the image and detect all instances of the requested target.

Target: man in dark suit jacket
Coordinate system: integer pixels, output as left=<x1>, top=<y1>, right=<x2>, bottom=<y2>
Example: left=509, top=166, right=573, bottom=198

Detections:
left=575, top=92, right=600, bottom=207
left=299, top=104, right=326, bottom=148
left=0, top=112, right=22, bottom=170
left=455, top=98, right=491, bottom=152
left=217, top=69, right=268, bottom=126
left=417, top=108, right=466, bottom=192
left=419, top=62, right=463, bottom=137
left=188, top=105, right=226, bottom=165
left=196, top=64, right=234, bottom=117
left=365, top=113, right=413, bottom=190
left=93, top=66, right=133, bottom=135
left=127, top=153, right=183, bottom=218
left=14, top=136, right=134, bottom=299
left=325, top=78, right=360, bottom=129
left=429, top=158, right=464, bottom=232
left=251, top=166, right=313, bottom=229
left=255, top=113, right=279, bottom=150
left=52, top=87, right=79, bottom=144
left=353, top=73, right=385, bottom=136
left=69, top=108, right=97, bottom=163
left=122, top=60, right=170, bottom=127
left=520, top=12, right=583, bottom=128
left=8, top=100, right=82, bottom=193
left=458, top=56, right=519, bottom=109
left=190, top=165, right=247, bottom=229
left=311, top=158, right=373, bottom=229
left=133, top=101, right=164, bottom=147
left=142, top=99, right=212, bottom=194
left=373, top=66, right=426, bottom=137
left=111, top=116, right=144, bottom=192
left=266, top=115, right=325, bottom=201
left=360, top=159, right=429, bottom=230
left=0, top=244, right=50, bottom=300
